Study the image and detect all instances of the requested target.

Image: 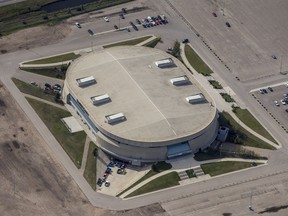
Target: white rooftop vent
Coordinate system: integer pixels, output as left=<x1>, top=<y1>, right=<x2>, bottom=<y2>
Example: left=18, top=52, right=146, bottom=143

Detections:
left=105, top=113, right=126, bottom=124
left=91, top=94, right=110, bottom=105
left=186, top=93, right=205, bottom=104
left=76, top=76, right=96, bottom=87
left=155, top=58, right=175, bottom=68
left=170, top=76, right=190, bottom=86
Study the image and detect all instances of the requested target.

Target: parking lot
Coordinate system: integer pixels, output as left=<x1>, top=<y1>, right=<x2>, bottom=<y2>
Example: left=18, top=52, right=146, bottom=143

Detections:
left=171, top=0, right=288, bottom=82
left=252, top=82, right=288, bottom=132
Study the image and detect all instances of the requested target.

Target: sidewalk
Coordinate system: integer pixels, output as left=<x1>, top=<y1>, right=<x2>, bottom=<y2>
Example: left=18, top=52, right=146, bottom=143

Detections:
left=180, top=43, right=279, bottom=149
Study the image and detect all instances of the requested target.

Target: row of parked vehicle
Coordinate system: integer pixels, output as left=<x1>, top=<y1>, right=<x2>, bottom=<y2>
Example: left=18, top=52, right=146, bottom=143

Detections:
left=44, top=83, right=62, bottom=94
left=97, top=160, right=127, bottom=187
left=141, top=15, right=168, bottom=28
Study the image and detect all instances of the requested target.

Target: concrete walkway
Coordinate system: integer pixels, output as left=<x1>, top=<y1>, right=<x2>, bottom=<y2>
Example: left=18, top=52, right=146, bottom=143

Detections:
left=119, top=43, right=277, bottom=199
left=80, top=136, right=91, bottom=173
left=120, top=157, right=267, bottom=199
left=180, top=43, right=279, bottom=149
left=24, top=93, right=67, bottom=111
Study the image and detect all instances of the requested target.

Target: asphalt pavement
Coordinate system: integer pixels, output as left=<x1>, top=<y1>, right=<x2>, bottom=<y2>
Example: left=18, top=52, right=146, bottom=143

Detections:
left=1, top=0, right=288, bottom=214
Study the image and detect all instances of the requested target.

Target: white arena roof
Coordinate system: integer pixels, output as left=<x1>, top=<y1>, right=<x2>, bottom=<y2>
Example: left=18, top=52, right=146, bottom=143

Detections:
left=65, top=46, right=216, bottom=142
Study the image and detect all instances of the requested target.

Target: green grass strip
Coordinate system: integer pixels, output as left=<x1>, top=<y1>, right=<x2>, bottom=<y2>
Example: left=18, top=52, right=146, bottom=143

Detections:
left=201, top=161, right=259, bottom=176
left=84, top=142, right=97, bottom=190
left=12, top=77, right=62, bottom=104
left=26, top=97, right=86, bottom=168
left=21, top=68, right=66, bottom=80
left=219, top=112, right=276, bottom=150
left=103, top=36, right=152, bottom=48
left=23, top=53, right=80, bottom=64
left=143, top=37, right=161, bottom=48
left=117, top=161, right=172, bottom=197
left=233, top=107, right=277, bottom=144
left=125, top=172, right=180, bottom=198
left=184, top=44, right=213, bottom=76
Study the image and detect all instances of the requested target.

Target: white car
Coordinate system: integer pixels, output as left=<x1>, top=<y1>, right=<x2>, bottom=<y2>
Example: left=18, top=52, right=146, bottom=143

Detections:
left=75, top=22, right=81, bottom=28
left=281, top=99, right=286, bottom=105
left=103, top=16, right=109, bottom=22
left=274, top=100, right=280, bottom=106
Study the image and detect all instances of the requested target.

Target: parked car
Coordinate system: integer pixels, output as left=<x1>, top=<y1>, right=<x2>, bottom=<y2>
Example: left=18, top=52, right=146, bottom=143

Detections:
left=113, top=25, right=119, bottom=30
left=103, top=16, right=109, bottom=22
left=121, top=8, right=127, bottom=14
left=120, top=13, right=125, bottom=19
left=268, top=87, right=273, bottom=92
left=272, top=55, right=277, bottom=59
left=286, top=109, right=288, bottom=113
left=274, top=100, right=280, bottom=106
left=30, top=81, right=37, bottom=86
left=182, top=38, right=189, bottom=43
left=280, top=99, right=286, bottom=105
left=45, top=83, right=51, bottom=88
left=75, top=22, right=81, bottom=28
left=136, top=19, right=141, bottom=24
left=212, top=12, right=217, bottom=17
left=87, top=29, right=94, bottom=36
left=225, top=22, right=231, bottom=27
left=105, top=181, right=110, bottom=187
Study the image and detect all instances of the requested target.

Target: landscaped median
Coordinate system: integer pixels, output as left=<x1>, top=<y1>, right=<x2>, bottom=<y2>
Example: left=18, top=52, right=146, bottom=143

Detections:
left=84, top=142, right=97, bottom=190
left=26, top=97, right=86, bottom=168
left=117, top=161, right=172, bottom=197
left=201, top=161, right=262, bottom=177
left=184, top=44, right=213, bottom=76
left=22, top=53, right=80, bottom=65
left=232, top=107, right=277, bottom=144
left=12, top=78, right=63, bottom=105
left=103, top=36, right=153, bottom=48
left=219, top=111, right=276, bottom=150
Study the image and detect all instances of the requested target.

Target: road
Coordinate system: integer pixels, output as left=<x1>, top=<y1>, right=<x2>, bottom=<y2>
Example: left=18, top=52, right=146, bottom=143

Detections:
left=1, top=0, right=288, bottom=215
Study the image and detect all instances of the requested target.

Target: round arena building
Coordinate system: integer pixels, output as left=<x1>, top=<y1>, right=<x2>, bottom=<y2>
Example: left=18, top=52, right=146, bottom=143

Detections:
left=62, top=45, right=218, bottom=165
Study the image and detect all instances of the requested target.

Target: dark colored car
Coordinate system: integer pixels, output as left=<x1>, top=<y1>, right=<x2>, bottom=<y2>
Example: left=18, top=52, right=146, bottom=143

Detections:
left=120, top=13, right=125, bottom=19
left=272, top=55, right=277, bottom=59
left=114, top=25, right=119, bottom=30
left=45, top=83, right=51, bottom=88
left=182, top=38, right=189, bottom=43
left=136, top=19, right=141, bottom=24
left=268, top=87, right=273, bottom=92
left=122, top=8, right=127, bottom=14
left=88, top=29, right=94, bottom=36
left=212, top=12, right=217, bottom=17
left=225, top=22, right=231, bottom=27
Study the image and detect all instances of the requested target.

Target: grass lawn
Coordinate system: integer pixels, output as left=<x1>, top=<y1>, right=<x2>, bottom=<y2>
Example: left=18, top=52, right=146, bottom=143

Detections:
left=233, top=107, right=277, bottom=144
left=201, top=161, right=259, bottom=177
left=26, top=97, right=86, bottom=168
left=219, top=112, right=276, bottom=150
left=194, top=152, right=222, bottom=161
left=23, top=53, right=80, bottom=64
left=220, top=93, right=235, bottom=102
left=21, top=68, right=66, bottom=80
left=84, top=142, right=97, bottom=190
left=103, top=36, right=152, bottom=48
left=209, top=80, right=223, bottom=89
left=184, top=44, right=213, bottom=76
left=0, top=0, right=134, bottom=36
left=186, top=169, right=195, bottom=178
left=117, top=161, right=172, bottom=197
left=125, top=172, right=180, bottom=198
left=12, top=77, right=63, bottom=104
left=143, top=36, right=161, bottom=48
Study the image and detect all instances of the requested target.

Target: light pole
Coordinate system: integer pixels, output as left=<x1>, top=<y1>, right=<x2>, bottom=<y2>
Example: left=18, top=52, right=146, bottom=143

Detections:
left=248, top=190, right=253, bottom=211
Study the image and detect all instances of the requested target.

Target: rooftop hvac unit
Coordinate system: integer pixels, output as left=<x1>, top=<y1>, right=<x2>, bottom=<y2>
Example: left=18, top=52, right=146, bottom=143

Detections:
left=91, top=94, right=110, bottom=105
left=76, top=76, right=96, bottom=87
left=105, top=113, right=126, bottom=124
left=186, top=93, right=205, bottom=104
left=170, top=75, right=190, bottom=86
left=155, top=58, right=175, bottom=68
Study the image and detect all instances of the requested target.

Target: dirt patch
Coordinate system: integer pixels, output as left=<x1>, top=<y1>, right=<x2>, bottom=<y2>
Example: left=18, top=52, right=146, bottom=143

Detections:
left=0, top=81, right=168, bottom=215
left=0, top=81, right=95, bottom=216
left=0, top=23, right=71, bottom=54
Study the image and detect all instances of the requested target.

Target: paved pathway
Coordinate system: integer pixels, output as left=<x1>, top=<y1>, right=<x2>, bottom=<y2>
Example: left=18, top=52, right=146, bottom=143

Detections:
left=24, top=93, right=67, bottom=110
left=80, top=135, right=91, bottom=173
